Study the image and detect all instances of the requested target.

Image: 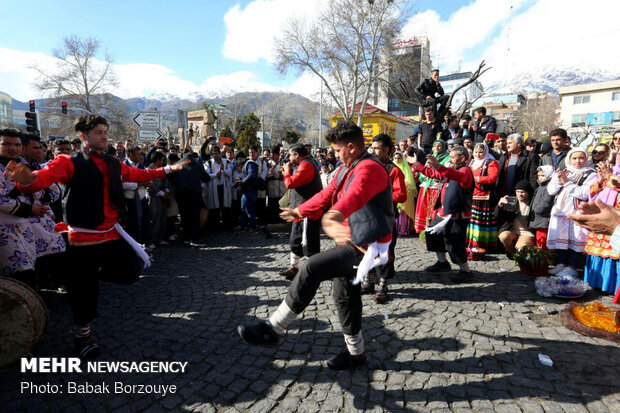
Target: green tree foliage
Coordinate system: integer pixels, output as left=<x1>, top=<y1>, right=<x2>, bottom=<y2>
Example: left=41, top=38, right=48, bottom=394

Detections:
left=236, top=113, right=261, bottom=152
left=284, top=129, right=300, bottom=144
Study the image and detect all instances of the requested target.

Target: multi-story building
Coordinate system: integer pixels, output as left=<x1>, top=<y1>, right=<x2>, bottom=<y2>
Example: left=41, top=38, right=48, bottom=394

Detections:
left=558, top=80, right=620, bottom=141
left=439, top=72, right=484, bottom=115
left=375, top=36, right=432, bottom=119
left=0, top=91, right=13, bottom=125
left=479, top=94, right=526, bottom=133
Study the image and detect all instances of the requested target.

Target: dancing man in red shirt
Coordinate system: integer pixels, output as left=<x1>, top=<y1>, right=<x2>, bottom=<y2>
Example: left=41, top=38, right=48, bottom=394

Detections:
left=362, top=134, right=407, bottom=303
left=7, top=115, right=188, bottom=359
left=238, top=122, right=394, bottom=370
left=279, top=143, right=323, bottom=279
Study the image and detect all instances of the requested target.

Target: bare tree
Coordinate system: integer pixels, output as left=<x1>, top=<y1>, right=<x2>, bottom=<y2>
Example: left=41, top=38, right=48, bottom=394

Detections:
left=275, top=0, right=408, bottom=127
left=30, top=35, right=130, bottom=137
left=515, top=94, right=559, bottom=140
left=388, top=60, right=490, bottom=120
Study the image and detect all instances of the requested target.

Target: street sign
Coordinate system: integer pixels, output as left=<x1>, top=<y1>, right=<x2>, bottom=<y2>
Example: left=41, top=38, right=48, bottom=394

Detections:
left=137, top=129, right=164, bottom=142
left=132, top=111, right=161, bottom=129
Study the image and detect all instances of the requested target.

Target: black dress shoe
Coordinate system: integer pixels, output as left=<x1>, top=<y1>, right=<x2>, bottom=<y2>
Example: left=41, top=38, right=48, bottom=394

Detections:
left=326, top=351, right=366, bottom=370
left=450, top=270, right=473, bottom=283
left=237, top=321, right=279, bottom=346
left=424, top=261, right=451, bottom=273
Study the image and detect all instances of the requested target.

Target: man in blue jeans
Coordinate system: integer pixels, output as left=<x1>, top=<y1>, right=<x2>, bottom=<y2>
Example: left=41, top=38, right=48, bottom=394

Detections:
left=237, top=148, right=260, bottom=230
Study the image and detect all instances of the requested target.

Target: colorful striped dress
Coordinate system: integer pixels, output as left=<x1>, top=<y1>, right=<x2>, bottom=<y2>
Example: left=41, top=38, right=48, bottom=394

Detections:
left=466, top=158, right=499, bottom=251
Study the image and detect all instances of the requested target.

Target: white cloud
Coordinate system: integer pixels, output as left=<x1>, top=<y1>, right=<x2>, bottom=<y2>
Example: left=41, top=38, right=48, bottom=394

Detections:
left=479, top=0, right=620, bottom=84
left=0, top=47, right=284, bottom=101
left=222, top=0, right=324, bottom=63
left=403, top=0, right=620, bottom=85
left=401, top=0, right=532, bottom=71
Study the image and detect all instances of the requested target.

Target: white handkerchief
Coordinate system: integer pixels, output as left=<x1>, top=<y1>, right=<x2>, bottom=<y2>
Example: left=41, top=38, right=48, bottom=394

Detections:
left=352, top=241, right=390, bottom=285
left=426, top=215, right=451, bottom=234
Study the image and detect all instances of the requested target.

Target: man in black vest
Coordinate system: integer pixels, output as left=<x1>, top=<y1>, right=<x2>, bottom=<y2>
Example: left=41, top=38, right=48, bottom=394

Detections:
left=407, top=146, right=475, bottom=283
left=238, top=121, right=394, bottom=370
left=363, top=134, right=407, bottom=303
left=279, top=143, right=323, bottom=280
left=8, top=115, right=188, bottom=360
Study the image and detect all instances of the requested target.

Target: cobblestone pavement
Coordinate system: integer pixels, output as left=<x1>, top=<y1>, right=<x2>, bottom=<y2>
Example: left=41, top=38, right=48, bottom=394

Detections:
left=1, top=231, right=619, bottom=412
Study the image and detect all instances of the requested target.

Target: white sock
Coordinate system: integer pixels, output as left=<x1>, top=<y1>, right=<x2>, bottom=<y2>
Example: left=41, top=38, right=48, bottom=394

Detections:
left=436, top=252, right=447, bottom=263
left=268, top=301, right=298, bottom=335
left=459, top=262, right=470, bottom=272
left=344, top=331, right=365, bottom=356
left=290, top=253, right=301, bottom=268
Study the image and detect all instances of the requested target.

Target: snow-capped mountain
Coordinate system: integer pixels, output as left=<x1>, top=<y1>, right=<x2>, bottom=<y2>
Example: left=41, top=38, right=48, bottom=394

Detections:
left=484, top=65, right=620, bottom=95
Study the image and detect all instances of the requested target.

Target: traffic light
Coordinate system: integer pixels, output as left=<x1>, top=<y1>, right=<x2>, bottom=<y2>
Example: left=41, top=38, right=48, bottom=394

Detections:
left=29, top=100, right=35, bottom=112
left=25, top=111, right=38, bottom=135
left=61, top=101, right=67, bottom=114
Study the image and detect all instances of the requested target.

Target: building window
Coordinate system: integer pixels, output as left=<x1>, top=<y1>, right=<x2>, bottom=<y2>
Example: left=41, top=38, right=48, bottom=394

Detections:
left=613, top=112, right=620, bottom=122
left=613, top=92, right=620, bottom=101
left=571, top=114, right=587, bottom=127
left=573, top=95, right=590, bottom=104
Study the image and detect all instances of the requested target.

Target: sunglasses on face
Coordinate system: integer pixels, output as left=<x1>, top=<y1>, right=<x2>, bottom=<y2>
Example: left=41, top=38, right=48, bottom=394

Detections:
left=592, top=150, right=603, bottom=155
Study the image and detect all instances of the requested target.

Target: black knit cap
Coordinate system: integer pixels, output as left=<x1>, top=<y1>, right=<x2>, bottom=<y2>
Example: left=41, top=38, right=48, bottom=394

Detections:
left=515, top=179, right=531, bottom=196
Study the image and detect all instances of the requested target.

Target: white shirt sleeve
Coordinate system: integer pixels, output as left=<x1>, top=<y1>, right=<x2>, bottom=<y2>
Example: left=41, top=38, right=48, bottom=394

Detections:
left=611, top=225, right=620, bottom=254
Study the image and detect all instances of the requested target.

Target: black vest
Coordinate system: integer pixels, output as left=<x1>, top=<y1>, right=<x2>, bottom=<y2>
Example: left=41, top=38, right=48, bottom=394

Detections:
left=290, top=157, right=323, bottom=209
left=441, top=165, right=474, bottom=215
left=335, top=153, right=395, bottom=246
left=64, top=152, right=125, bottom=229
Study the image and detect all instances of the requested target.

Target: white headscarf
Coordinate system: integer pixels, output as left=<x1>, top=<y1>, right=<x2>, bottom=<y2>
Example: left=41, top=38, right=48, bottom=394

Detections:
left=471, top=142, right=495, bottom=169
left=537, top=165, right=554, bottom=180
left=564, top=147, right=593, bottom=176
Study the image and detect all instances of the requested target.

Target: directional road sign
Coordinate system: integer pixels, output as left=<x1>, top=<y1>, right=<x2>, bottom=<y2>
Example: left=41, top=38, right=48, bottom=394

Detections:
left=132, top=111, right=161, bottom=129
left=137, top=129, right=165, bottom=142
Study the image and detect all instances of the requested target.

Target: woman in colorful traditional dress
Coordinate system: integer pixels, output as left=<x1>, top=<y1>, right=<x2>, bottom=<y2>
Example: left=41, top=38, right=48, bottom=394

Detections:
left=547, top=147, right=598, bottom=278
left=392, top=151, right=417, bottom=236
left=466, top=142, right=499, bottom=253
left=414, top=139, right=450, bottom=234
left=583, top=155, right=620, bottom=295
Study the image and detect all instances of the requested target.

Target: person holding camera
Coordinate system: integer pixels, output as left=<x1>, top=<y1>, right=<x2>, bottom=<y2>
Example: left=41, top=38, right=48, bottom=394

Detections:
left=145, top=138, right=168, bottom=167
left=496, top=180, right=534, bottom=257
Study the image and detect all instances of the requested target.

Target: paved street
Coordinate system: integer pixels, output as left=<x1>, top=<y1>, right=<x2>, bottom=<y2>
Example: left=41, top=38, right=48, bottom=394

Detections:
left=1, top=231, right=619, bottom=412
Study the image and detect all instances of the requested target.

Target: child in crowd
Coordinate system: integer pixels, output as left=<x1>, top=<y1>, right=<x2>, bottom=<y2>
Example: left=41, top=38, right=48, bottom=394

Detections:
left=528, top=165, right=555, bottom=249
left=547, top=148, right=598, bottom=278
left=231, top=161, right=245, bottom=229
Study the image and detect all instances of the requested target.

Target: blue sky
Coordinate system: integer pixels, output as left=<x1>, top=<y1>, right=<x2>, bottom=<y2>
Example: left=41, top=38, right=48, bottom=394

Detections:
left=1, top=0, right=618, bottom=100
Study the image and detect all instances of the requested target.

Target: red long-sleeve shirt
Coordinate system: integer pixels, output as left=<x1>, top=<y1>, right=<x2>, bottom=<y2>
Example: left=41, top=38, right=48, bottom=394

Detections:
left=471, top=160, right=499, bottom=197
left=388, top=164, right=407, bottom=204
left=297, top=158, right=392, bottom=244
left=18, top=153, right=167, bottom=245
left=284, top=156, right=315, bottom=189
left=414, top=163, right=473, bottom=217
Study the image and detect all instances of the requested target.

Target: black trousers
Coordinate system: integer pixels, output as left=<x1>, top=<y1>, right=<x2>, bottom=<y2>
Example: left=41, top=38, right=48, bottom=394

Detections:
left=289, top=218, right=321, bottom=258
left=425, top=215, right=469, bottom=265
left=175, top=191, right=202, bottom=243
left=207, top=185, right=231, bottom=231
left=64, top=239, right=142, bottom=325
left=124, top=197, right=140, bottom=240
left=255, top=197, right=267, bottom=226
left=267, top=196, right=283, bottom=224
left=139, top=197, right=151, bottom=245
left=376, top=225, right=397, bottom=280
left=285, top=244, right=363, bottom=336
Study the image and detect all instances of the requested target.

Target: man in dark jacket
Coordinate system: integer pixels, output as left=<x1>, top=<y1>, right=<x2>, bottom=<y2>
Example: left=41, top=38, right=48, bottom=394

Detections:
left=541, top=128, right=570, bottom=171
left=415, top=69, right=449, bottom=115
left=472, top=107, right=497, bottom=143
left=496, top=133, right=540, bottom=197
left=168, top=153, right=210, bottom=247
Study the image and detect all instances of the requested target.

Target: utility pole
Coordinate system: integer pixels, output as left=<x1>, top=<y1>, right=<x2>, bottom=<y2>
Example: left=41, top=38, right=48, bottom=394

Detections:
left=319, top=75, right=323, bottom=147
